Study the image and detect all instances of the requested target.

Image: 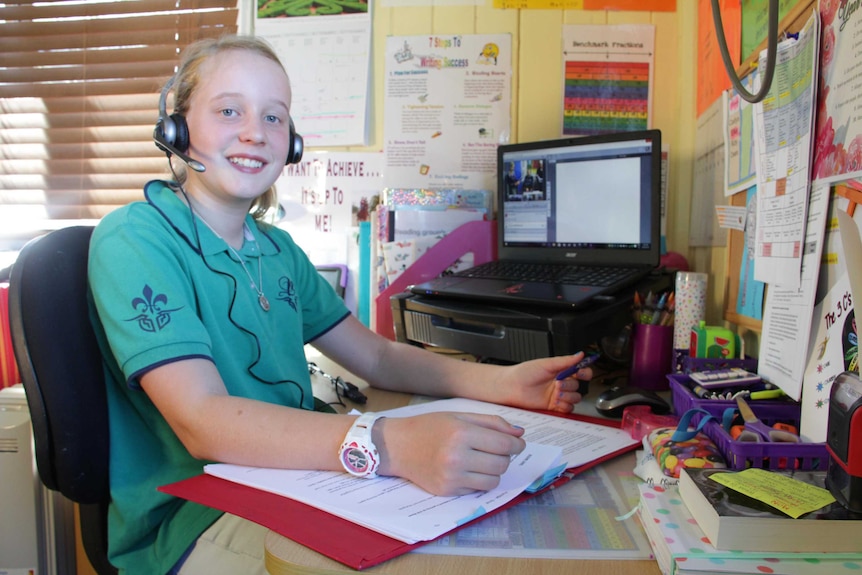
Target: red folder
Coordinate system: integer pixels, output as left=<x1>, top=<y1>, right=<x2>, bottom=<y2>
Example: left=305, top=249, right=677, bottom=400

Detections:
left=159, top=414, right=634, bottom=571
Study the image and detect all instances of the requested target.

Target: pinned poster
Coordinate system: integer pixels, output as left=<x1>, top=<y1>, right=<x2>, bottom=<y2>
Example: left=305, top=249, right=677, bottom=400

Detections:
left=275, top=152, right=384, bottom=317
left=561, top=24, right=655, bottom=136
left=800, top=209, right=861, bottom=442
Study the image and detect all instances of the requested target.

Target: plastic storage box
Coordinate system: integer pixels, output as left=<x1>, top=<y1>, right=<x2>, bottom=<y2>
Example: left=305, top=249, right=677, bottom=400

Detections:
left=668, top=374, right=829, bottom=471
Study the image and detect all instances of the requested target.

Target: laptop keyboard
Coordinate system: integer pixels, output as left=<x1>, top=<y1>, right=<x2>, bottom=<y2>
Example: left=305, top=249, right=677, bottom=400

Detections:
left=456, top=261, right=642, bottom=287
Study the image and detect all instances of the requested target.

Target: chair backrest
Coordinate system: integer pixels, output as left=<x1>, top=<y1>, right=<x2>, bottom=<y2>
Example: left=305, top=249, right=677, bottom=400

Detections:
left=8, top=226, right=117, bottom=575
left=315, top=264, right=348, bottom=299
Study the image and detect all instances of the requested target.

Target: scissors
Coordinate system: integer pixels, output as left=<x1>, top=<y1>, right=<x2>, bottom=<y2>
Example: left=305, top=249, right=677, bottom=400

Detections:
left=734, top=396, right=800, bottom=443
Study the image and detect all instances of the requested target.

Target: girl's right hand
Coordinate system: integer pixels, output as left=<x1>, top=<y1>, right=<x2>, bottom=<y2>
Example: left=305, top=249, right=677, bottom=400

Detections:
left=373, top=412, right=526, bottom=496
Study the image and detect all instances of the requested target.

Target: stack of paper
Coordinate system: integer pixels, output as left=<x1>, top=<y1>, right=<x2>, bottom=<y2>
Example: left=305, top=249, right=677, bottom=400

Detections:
left=205, top=398, right=638, bottom=544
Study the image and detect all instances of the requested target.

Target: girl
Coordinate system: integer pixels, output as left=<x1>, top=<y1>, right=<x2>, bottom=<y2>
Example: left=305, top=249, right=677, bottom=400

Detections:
left=88, top=34, right=591, bottom=575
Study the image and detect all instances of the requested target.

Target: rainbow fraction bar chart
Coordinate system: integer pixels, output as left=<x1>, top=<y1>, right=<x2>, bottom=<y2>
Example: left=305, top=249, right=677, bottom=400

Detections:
left=563, top=60, right=649, bottom=136
left=561, top=24, right=654, bottom=136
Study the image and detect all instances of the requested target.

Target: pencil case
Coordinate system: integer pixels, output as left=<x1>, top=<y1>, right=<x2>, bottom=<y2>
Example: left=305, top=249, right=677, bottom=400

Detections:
left=647, top=409, right=727, bottom=478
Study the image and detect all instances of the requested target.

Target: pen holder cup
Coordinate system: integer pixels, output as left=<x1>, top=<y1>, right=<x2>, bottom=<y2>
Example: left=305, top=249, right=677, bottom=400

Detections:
left=630, top=323, right=673, bottom=391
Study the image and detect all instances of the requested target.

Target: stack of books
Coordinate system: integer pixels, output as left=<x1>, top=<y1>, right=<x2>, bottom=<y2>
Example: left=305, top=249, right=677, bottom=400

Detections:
left=637, top=468, right=862, bottom=575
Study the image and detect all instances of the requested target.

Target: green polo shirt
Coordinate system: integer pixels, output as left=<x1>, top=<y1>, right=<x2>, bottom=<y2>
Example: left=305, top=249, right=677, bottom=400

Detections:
left=88, top=180, right=350, bottom=575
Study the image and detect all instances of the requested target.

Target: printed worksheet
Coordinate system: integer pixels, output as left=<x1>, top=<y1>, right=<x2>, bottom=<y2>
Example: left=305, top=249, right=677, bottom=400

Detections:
left=758, top=182, right=830, bottom=400
left=800, top=208, right=862, bottom=442
left=416, top=455, right=652, bottom=559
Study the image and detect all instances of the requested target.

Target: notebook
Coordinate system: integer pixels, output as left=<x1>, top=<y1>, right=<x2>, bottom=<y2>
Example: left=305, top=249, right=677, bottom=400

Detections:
left=410, top=129, right=662, bottom=308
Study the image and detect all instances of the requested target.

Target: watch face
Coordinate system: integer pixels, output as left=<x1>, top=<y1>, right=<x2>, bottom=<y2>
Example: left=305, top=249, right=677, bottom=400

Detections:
left=341, top=441, right=377, bottom=475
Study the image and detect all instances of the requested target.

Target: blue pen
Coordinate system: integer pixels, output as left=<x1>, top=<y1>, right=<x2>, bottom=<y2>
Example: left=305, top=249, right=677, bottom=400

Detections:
left=555, top=352, right=600, bottom=380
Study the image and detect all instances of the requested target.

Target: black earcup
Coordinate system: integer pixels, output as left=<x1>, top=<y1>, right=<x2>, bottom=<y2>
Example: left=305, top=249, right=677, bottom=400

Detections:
left=286, top=118, right=303, bottom=165
left=170, top=113, right=190, bottom=153
left=154, top=77, right=189, bottom=154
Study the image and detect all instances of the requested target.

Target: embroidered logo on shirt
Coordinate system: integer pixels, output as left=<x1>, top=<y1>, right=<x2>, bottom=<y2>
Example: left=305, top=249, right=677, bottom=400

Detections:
left=126, top=285, right=183, bottom=332
left=277, top=276, right=297, bottom=311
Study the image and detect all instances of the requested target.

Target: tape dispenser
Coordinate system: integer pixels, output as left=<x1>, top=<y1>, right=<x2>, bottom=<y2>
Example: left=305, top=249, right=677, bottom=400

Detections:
left=826, top=371, right=862, bottom=513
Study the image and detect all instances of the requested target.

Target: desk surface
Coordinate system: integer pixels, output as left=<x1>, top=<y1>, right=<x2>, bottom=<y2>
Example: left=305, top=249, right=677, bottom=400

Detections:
left=265, top=531, right=661, bottom=575
left=262, top=350, right=661, bottom=575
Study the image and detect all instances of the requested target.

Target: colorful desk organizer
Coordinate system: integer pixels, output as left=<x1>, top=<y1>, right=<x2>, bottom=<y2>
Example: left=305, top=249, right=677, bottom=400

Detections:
left=668, top=374, right=829, bottom=472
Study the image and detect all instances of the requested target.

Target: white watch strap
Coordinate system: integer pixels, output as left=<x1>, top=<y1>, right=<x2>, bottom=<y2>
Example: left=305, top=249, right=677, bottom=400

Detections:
left=340, top=412, right=384, bottom=477
left=351, top=411, right=382, bottom=433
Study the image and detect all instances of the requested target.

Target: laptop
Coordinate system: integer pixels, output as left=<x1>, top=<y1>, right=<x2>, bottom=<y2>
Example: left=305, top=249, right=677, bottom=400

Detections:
left=409, top=129, right=662, bottom=308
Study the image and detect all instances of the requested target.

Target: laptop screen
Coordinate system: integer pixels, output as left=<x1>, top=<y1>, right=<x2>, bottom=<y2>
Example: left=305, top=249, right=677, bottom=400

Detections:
left=497, top=129, right=661, bottom=267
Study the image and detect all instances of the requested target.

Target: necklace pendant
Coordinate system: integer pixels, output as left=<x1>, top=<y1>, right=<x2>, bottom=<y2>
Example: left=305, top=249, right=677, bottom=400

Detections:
left=259, top=294, right=270, bottom=312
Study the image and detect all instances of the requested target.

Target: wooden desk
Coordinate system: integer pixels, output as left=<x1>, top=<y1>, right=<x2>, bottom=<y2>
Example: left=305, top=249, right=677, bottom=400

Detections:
left=265, top=531, right=661, bottom=575
left=263, top=351, right=661, bottom=575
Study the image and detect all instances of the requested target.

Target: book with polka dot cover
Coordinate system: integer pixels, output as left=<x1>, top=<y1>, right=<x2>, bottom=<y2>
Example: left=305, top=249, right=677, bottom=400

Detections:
left=637, top=483, right=862, bottom=575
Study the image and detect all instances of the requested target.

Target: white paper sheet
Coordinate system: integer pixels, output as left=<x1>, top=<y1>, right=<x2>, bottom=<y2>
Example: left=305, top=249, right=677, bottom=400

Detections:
left=758, top=182, right=830, bottom=400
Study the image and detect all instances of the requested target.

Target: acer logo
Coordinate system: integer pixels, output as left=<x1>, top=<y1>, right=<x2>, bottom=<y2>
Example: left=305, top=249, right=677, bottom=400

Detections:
left=565, top=252, right=578, bottom=258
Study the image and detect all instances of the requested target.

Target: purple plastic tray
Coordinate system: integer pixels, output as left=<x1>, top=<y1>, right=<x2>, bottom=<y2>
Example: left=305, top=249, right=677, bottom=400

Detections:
left=672, top=348, right=759, bottom=374
left=668, top=374, right=795, bottom=417
left=668, top=375, right=829, bottom=471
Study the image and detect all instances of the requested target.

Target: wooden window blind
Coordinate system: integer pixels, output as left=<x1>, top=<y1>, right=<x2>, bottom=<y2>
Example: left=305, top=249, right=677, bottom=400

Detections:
left=0, top=0, right=238, bottom=235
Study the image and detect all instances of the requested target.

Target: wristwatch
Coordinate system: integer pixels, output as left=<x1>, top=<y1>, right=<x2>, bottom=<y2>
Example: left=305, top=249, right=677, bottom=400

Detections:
left=338, top=412, right=384, bottom=478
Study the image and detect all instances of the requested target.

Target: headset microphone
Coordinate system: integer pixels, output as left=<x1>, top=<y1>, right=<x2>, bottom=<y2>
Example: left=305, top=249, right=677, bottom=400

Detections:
left=153, top=130, right=207, bottom=172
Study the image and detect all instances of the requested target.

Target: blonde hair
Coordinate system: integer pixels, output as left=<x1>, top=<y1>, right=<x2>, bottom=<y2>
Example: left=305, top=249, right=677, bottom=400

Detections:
left=167, top=35, right=287, bottom=221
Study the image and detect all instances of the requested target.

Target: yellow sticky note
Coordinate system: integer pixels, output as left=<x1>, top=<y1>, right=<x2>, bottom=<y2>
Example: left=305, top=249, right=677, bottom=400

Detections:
left=709, top=468, right=836, bottom=518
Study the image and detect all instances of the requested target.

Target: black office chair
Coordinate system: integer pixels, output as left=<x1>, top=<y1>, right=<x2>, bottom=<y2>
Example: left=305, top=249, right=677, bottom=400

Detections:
left=8, top=226, right=117, bottom=575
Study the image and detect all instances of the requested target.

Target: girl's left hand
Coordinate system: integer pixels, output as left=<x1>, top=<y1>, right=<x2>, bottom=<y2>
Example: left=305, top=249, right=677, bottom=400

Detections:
left=501, top=352, right=593, bottom=413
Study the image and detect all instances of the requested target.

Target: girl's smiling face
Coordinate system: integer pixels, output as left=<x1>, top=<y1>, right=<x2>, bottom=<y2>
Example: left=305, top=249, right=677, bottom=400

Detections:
left=183, top=48, right=294, bottom=207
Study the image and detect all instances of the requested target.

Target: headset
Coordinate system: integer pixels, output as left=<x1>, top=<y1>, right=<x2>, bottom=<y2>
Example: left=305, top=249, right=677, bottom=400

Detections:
left=153, top=75, right=304, bottom=173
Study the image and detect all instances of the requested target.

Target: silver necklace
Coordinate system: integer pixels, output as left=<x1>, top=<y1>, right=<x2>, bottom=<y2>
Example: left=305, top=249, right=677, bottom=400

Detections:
left=200, top=217, right=270, bottom=312
left=179, top=189, right=269, bottom=311
left=224, top=231, right=270, bottom=312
